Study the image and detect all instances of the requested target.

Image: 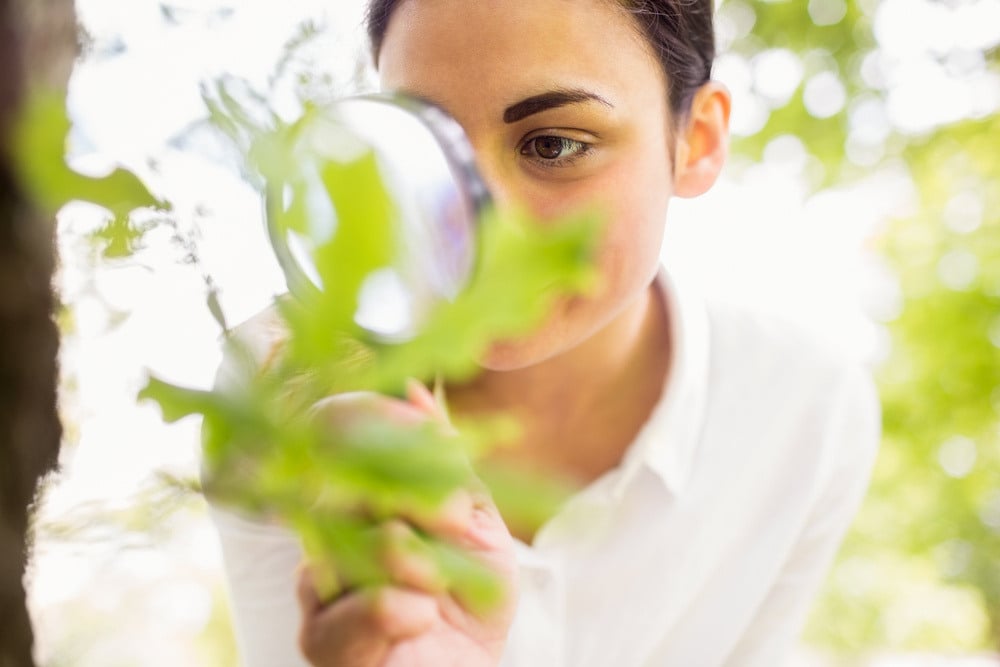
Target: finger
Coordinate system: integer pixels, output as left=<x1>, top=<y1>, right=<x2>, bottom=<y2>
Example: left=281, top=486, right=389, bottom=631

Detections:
left=298, top=590, right=385, bottom=667
left=405, top=378, right=439, bottom=415
left=297, top=567, right=378, bottom=666
left=398, top=487, right=474, bottom=543
left=310, top=391, right=430, bottom=430
left=392, top=491, right=516, bottom=620
left=465, top=490, right=513, bottom=551
left=378, top=519, right=449, bottom=594
left=366, top=586, right=440, bottom=639
left=298, top=586, right=439, bottom=666
left=435, top=493, right=519, bottom=626
left=398, top=482, right=510, bottom=556
left=297, top=558, right=349, bottom=606
left=296, top=564, right=324, bottom=617
left=405, top=378, right=455, bottom=431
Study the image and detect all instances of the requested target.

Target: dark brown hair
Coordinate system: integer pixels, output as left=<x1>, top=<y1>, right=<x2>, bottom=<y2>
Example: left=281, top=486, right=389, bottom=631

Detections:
left=364, top=0, right=716, bottom=121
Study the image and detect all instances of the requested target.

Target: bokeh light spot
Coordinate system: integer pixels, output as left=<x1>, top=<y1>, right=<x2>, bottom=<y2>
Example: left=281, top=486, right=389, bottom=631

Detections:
left=943, top=190, right=984, bottom=234
left=803, top=71, right=847, bottom=118
left=937, top=435, right=977, bottom=478
left=808, top=0, right=847, bottom=26
left=937, top=249, right=978, bottom=291
left=752, top=48, right=804, bottom=107
left=980, top=490, right=1000, bottom=532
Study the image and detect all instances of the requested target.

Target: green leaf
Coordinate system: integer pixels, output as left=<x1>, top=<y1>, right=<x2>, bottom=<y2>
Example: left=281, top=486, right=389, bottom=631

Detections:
left=14, top=89, right=167, bottom=258
left=136, top=82, right=603, bottom=613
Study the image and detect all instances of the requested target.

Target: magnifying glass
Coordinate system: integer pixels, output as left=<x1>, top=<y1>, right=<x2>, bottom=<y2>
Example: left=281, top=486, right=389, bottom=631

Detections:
left=264, top=93, right=490, bottom=341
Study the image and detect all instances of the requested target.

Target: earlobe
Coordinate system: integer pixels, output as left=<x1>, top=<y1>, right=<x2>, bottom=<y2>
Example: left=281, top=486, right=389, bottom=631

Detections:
left=673, top=82, right=731, bottom=198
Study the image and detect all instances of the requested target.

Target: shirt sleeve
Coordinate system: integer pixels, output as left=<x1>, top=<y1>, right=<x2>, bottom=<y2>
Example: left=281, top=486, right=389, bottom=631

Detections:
left=722, top=363, right=882, bottom=667
left=210, top=506, right=308, bottom=667
left=204, top=307, right=309, bottom=667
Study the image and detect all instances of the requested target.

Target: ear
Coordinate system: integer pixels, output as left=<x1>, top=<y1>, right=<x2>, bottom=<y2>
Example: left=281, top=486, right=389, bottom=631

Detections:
left=672, top=82, right=731, bottom=199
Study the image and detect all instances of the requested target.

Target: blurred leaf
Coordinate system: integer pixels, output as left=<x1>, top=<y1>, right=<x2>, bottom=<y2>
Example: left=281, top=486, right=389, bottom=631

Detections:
left=140, top=88, right=603, bottom=610
left=14, top=89, right=168, bottom=257
left=477, top=461, right=577, bottom=540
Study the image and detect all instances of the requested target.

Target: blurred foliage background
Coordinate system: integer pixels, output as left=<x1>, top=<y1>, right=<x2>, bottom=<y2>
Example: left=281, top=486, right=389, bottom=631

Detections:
left=27, top=0, right=1000, bottom=665
left=718, top=0, right=1000, bottom=656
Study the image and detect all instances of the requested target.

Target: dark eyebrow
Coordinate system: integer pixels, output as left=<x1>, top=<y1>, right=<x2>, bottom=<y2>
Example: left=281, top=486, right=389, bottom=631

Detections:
left=503, top=89, right=613, bottom=124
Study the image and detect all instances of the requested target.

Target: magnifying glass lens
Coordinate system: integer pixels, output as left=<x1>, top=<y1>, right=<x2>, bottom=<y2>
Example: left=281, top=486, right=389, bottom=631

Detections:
left=266, top=94, right=488, bottom=341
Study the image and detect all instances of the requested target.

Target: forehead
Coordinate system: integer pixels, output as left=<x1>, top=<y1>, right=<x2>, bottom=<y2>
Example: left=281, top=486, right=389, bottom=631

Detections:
left=378, top=0, right=666, bottom=124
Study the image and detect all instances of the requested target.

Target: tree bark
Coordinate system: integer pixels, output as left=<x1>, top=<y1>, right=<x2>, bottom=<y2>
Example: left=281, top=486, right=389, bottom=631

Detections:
left=0, top=0, right=75, bottom=665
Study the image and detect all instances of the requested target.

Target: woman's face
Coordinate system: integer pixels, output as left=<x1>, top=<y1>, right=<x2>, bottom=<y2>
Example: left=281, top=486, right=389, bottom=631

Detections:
left=379, top=0, right=677, bottom=370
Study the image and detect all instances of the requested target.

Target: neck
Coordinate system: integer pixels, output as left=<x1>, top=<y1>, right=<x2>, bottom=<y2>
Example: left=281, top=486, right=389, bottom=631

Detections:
left=448, top=278, right=672, bottom=456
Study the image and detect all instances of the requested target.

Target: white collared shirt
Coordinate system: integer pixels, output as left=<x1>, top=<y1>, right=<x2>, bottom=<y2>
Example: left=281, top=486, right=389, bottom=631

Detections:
left=210, top=270, right=881, bottom=667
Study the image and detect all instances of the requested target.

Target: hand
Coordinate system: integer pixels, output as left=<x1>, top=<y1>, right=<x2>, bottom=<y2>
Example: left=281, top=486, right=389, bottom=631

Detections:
left=296, top=382, right=519, bottom=667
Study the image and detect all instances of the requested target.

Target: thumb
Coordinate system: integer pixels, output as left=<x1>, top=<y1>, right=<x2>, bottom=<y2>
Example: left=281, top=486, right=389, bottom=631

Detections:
left=405, top=378, right=451, bottom=426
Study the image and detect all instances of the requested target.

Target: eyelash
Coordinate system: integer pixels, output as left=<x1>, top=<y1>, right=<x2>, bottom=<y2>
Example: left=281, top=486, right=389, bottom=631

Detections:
left=518, top=135, right=593, bottom=168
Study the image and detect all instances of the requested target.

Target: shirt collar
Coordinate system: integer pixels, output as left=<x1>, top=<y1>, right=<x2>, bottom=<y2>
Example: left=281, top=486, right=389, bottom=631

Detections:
left=610, top=267, right=711, bottom=499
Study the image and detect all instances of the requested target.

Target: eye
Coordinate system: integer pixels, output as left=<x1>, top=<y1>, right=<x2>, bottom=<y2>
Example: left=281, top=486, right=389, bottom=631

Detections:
left=519, top=135, right=591, bottom=165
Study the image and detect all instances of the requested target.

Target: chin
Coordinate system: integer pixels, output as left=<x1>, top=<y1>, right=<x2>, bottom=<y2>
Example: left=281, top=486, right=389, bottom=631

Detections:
left=478, top=339, right=550, bottom=372
left=476, top=295, right=593, bottom=372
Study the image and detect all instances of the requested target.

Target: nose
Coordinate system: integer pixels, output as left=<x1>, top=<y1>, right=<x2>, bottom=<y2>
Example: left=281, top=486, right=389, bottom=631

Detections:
left=468, top=145, right=514, bottom=212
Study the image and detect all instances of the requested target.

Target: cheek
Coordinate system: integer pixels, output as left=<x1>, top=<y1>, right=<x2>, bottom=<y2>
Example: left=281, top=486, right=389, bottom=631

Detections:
left=596, top=154, right=672, bottom=283
left=515, top=157, right=669, bottom=228
left=608, top=172, right=669, bottom=234
left=507, top=144, right=671, bottom=292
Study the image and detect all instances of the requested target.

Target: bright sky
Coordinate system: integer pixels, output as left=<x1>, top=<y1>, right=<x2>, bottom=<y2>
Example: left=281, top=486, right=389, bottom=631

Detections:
left=28, top=0, right=1000, bottom=664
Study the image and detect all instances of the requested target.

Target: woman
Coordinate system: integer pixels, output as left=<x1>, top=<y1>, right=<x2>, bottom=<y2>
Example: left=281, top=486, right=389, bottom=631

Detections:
left=211, top=1, right=880, bottom=665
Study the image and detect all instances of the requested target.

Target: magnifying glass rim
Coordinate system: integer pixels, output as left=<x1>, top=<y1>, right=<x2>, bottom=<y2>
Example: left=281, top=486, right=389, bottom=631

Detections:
left=264, top=92, right=491, bottom=312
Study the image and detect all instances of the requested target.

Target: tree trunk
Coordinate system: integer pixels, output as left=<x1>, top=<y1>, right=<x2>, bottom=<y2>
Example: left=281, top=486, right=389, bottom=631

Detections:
left=0, top=0, right=75, bottom=665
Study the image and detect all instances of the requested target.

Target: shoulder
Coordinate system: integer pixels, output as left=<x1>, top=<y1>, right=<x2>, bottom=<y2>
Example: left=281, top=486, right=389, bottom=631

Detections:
left=230, top=300, right=289, bottom=362
left=700, top=297, right=881, bottom=475
left=705, top=297, right=876, bottom=408
left=214, top=300, right=289, bottom=389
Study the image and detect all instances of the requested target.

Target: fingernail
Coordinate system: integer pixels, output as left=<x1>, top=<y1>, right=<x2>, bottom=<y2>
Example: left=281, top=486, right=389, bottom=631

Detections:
left=406, top=378, right=436, bottom=411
